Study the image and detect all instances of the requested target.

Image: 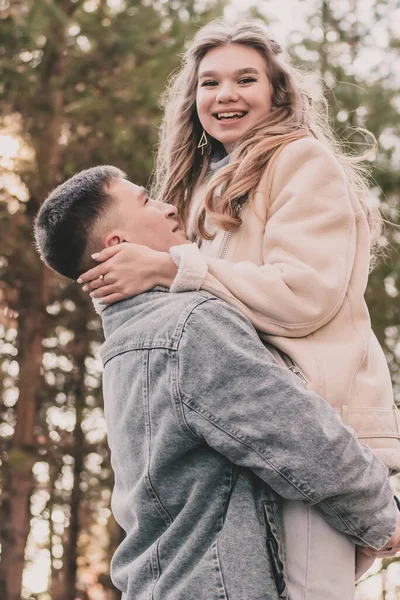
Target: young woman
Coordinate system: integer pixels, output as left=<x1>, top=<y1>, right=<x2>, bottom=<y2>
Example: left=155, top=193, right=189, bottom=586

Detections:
left=79, top=21, right=400, bottom=599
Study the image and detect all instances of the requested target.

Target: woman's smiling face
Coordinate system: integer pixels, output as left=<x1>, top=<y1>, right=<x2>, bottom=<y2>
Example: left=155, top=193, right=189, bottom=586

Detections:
left=196, top=43, right=273, bottom=153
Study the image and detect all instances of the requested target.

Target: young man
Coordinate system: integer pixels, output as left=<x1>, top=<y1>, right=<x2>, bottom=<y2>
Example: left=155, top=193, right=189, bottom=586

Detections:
left=35, top=166, right=400, bottom=600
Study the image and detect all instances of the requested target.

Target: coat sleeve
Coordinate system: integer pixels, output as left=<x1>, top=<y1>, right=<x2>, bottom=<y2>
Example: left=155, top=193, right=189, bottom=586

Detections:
left=170, top=138, right=359, bottom=337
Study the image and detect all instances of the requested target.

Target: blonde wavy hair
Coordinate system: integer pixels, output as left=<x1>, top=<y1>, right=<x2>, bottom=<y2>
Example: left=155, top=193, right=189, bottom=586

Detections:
left=152, top=20, right=380, bottom=245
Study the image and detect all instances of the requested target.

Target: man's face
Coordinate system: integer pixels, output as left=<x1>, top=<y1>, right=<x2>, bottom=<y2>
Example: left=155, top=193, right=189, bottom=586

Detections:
left=105, top=178, right=187, bottom=251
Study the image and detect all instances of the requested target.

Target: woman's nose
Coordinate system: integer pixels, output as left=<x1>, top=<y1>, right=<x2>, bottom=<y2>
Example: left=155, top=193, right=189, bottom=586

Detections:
left=216, top=82, right=239, bottom=103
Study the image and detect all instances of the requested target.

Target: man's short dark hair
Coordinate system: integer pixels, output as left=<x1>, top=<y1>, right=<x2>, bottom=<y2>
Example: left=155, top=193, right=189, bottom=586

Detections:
left=34, top=165, right=125, bottom=280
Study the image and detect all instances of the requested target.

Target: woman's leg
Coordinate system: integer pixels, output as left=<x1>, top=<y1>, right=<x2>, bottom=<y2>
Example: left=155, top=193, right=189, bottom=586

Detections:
left=282, top=499, right=356, bottom=600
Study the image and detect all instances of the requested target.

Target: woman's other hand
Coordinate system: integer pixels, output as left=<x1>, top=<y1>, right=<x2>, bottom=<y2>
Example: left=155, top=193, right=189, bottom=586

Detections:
left=77, top=242, right=177, bottom=306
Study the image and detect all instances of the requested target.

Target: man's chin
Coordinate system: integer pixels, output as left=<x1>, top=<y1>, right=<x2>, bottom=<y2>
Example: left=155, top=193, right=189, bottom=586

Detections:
left=172, top=231, right=190, bottom=247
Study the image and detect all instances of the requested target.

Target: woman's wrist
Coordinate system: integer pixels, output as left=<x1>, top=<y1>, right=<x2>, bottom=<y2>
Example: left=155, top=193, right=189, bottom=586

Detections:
left=151, top=251, right=178, bottom=288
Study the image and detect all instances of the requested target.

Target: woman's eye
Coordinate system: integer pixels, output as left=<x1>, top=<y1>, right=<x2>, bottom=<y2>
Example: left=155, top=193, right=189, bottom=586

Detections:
left=144, top=197, right=149, bottom=205
left=201, top=80, right=218, bottom=87
left=239, top=77, right=257, bottom=84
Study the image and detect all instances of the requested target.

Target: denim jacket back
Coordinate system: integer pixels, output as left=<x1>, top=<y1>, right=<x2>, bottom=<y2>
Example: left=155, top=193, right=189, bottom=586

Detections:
left=101, top=289, right=397, bottom=600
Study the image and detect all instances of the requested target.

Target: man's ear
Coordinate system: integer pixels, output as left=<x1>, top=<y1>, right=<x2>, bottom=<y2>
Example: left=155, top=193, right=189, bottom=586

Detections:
left=104, top=233, right=124, bottom=248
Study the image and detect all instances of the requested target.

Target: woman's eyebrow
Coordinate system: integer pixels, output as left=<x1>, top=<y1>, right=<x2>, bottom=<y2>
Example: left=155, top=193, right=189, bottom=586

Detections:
left=198, top=67, right=260, bottom=79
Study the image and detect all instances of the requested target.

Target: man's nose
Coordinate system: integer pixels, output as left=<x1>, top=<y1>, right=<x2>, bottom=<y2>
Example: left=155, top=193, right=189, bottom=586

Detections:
left=158, top=202, right=178, bottom=218
left=216, top=81, right=239, bottom=103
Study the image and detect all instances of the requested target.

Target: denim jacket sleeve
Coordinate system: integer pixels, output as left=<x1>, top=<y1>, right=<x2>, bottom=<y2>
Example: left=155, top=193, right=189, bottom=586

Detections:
left=177, top=297, right=397, bottom=550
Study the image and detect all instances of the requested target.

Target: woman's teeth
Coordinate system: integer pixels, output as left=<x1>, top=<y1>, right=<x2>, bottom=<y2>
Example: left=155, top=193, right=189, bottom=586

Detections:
left=215, top=111, right=246, bottom=120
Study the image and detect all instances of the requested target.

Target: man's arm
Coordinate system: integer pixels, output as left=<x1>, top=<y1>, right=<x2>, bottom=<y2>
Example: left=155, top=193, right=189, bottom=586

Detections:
left=177, top=296, right=397, bottom=550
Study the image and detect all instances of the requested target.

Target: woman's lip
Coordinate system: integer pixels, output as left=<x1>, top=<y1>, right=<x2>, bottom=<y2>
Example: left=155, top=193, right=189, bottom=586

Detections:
left=213, top=115, right=248, bottom=126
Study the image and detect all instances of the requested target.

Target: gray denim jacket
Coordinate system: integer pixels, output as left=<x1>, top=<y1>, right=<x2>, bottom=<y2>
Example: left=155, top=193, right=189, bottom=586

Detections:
left=100, top=289, right=397, bottom=600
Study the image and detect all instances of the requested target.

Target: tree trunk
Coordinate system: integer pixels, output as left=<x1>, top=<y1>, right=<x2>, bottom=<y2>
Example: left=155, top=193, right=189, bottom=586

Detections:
left=0, top=0, right=69, bottom=590
left=65, top=347, right=87, bottom=600
left=0, top=265, right=49, bottom=600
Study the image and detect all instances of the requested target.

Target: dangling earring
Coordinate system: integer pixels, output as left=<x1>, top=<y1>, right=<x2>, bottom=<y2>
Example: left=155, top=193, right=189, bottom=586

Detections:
left=197, top=130, right=209, bottom=155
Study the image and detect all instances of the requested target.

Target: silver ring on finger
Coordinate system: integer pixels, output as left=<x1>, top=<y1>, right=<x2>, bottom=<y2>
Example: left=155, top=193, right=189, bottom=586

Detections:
left=99, top=274, right=105, bottom=281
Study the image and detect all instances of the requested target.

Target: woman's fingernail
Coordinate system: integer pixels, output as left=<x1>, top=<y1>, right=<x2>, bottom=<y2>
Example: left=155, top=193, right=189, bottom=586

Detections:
left=82, top=285, right=88, bottom=292
left=89, top=292, right=95, bottom=298
left=91, top=253, right=101, bottom=259
left=77, top=277, right=83, bottom=284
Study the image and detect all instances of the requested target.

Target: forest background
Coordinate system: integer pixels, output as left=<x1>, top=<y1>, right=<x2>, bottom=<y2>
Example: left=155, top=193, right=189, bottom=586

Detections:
left=0, top=0, right=399, bottom=599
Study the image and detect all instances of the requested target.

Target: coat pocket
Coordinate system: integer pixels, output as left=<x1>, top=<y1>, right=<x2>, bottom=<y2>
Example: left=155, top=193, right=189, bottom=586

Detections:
left=261, top=340, right=308, bottom=387
left=274, top=347, right=308, bottom=387
left=263, top=501, right=288, bottom=599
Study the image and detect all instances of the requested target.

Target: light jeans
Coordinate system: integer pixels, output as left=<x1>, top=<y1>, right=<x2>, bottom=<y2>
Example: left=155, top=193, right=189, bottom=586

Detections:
left=283, top=500, right=356, bottom=600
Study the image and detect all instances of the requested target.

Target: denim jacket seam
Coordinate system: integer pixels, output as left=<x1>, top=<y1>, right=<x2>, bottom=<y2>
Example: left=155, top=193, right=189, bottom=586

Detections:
left=318, top=492, right=396, bottom=546
left=318, top=498, right=383, bottom=546
left=150, top=541, right=161, bottom=600
left=102, top=343, right=172, bottom=366
left=212, top=539, right=228, bottom=600
left=170, top=294, right=218, bottom=347
left=172, top=350, right=204, bottom=442
left=150, top=540, right=162, bottom=600
left=143, top=350, right=173, bottom=527
left=181, top=396, right=315, bottom=503
left=211, top=465, right=232, bottom=600
left=101, top=294, right=216, bottom=366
